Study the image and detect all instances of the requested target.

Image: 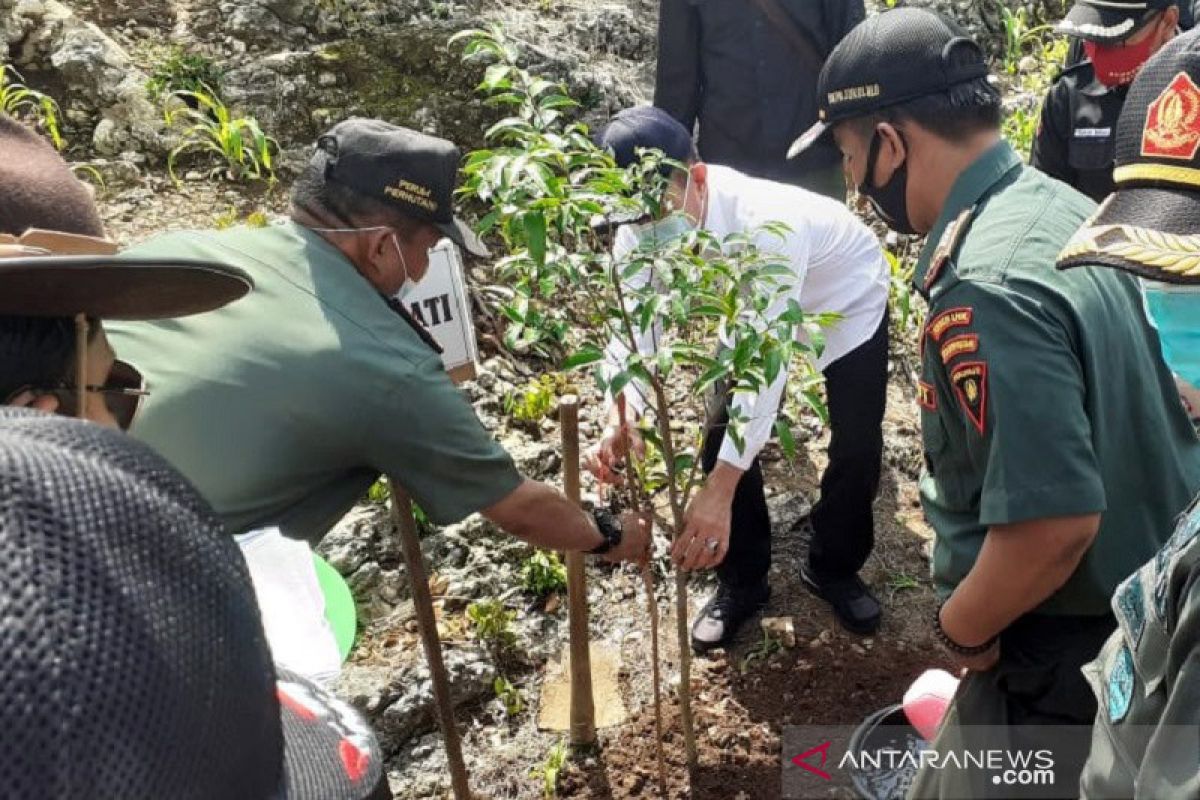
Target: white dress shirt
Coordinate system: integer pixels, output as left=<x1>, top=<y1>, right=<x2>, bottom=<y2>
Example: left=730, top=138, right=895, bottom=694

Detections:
left=603, top=164, right=889, bottom=470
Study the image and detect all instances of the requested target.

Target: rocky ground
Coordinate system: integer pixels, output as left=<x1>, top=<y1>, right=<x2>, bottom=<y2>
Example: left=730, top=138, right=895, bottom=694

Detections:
left=4, top=0, right=1076, bottom=797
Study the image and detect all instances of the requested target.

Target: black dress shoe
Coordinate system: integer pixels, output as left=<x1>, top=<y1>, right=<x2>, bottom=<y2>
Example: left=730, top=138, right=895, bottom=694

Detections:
left=799, top=562, right=881, bottom=635
left=690, top=580, right=771, bottom=654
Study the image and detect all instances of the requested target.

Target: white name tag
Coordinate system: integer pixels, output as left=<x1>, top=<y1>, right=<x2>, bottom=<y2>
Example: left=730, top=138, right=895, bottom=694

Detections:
left=1074, top=127, right=1112, bottom=139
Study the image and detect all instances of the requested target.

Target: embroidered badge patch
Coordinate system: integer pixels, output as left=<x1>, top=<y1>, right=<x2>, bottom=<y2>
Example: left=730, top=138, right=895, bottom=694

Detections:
left=1107, top=644, right=1135, bottom=723
left=1154, top=497, right=1200, bottom=618
left=927, top=307, right=973, bottom=342
left=940, top=334, right=979, bottom=364
left=1116, top=572, right=1147, bottom=647
left=1141, top=71, right=1200, bottom=161
left=924, top=207, right=974, bottom=291
left=949, top=361, right=987, bottom=435
left=918, top=381, right=937, bottom=411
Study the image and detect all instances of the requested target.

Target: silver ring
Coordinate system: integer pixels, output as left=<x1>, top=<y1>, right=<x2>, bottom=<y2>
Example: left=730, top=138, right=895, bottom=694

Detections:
left=705, top=539, right=719, bottom=553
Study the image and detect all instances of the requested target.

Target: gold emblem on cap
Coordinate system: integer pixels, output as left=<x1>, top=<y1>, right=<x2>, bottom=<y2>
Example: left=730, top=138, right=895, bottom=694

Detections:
left=1141, top=71, right=1200, bottom=162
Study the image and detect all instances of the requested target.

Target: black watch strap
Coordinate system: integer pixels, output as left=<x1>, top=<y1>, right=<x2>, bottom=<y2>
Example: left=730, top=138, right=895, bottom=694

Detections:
left=588, top=508, right=623, bottom=555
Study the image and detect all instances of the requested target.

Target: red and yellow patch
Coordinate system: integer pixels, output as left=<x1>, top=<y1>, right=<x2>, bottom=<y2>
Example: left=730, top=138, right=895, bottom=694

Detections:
left=927, top=307, right=973, bottom=342
left=950, top=361, right=988, bottom=435
left=1141, top=71, right=1200, bottom=162
left=918, top=380, right=937, bottom=411
left=940, top=333, right=979, bottom=364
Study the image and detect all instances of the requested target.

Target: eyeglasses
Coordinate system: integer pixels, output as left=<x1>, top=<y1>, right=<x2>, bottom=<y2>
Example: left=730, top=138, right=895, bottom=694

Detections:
left=7, top=360, right=149, bottom=431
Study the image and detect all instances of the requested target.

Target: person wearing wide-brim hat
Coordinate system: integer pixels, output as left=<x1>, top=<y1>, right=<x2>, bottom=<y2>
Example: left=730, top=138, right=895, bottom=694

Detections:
left=1031, top=1, right=1181, bottom=203
left=1054, top=29, right=1200, bottom=799
left=789, top=7, right=1200, bottom=797
left=0, top=114, right=252, bottom=430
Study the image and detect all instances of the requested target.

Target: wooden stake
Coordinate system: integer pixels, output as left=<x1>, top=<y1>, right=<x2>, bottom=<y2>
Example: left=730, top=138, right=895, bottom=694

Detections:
left=559, top=395, right=597, bottom=747
left=388, top=480, right=472, bottom=800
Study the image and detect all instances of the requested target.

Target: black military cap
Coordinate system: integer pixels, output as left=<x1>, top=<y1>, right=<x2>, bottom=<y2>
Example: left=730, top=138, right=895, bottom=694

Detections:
left=1057, top=28, right=1200, bottom=283
left=311, top=118, right=487, bottom=257
left=1057, top=1, right=1177, bottom=45
left=788, top=8, right=989, bottom=159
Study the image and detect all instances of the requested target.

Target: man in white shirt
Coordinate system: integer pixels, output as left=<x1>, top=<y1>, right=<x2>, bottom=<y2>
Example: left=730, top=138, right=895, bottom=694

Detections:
left=587, top=107, right=891, bottom=649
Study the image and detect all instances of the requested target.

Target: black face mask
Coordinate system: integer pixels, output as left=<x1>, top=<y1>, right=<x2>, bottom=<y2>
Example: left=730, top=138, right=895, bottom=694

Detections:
left=860, top=130, right=917, bottom=235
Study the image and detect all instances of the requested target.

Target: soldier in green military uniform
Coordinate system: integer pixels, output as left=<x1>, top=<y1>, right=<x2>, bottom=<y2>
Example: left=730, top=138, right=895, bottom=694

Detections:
left=1055, top=28, right=1200, bottom=798
left=788, top=8, right=1200, bottom=796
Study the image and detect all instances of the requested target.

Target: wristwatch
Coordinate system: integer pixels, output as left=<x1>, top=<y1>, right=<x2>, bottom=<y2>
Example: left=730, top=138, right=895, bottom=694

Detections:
left=588, top=508, right=623, bottom=555
left=934, top=601, right=998, bottom=656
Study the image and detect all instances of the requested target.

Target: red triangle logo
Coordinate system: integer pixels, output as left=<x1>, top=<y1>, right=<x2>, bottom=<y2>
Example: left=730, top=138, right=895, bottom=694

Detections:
left=791, top=740, right=833, bottom=781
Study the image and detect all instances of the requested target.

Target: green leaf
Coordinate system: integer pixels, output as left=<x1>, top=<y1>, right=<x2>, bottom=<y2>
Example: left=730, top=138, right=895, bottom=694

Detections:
left=524, top=212, right=547, bottom=267
left=764, top=345, right=783, bottom=385
left=562, top=346, right=604, bottom=371
left=774, top=419, right=797, bottom=460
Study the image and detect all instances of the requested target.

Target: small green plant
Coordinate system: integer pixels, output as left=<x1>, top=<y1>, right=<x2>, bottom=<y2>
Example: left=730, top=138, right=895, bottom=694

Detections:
left=521, top=550, right=568, bottom=596
left=165, top=87, right=278, bottom=184
left=70, top=163, right=107, bottom=197
left=739, top=629, right=782, bottom=674
left=885, top=247, right=921, bottom=335
left=147, top=47, right=224, bottom=102
left=467, top=599, right=517, bottom=655
left=505, top=374, right=558, bottom=423
left=1004, top=102, right=1042, bottom=161
left=366, top=477, right=391, bottom=505
left=214, top=206, right=270, bottom=230
left=532, top=739, right=569, bottom=799
left=493, top=675, right=525, bottom=717
left=0, top=64, right=64, bottom=149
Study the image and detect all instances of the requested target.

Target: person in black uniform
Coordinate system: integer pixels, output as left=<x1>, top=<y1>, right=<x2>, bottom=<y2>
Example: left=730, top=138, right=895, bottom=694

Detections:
left=1032, top=0, right=1179, bottom=201
left=654, top=0, right=864, bottom=199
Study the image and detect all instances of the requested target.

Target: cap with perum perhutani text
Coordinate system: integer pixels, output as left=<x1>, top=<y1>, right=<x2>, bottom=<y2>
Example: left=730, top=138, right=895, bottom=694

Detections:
left=310, top=118, right=488, bottom=257
left=787, top=8, right=989, bottom=159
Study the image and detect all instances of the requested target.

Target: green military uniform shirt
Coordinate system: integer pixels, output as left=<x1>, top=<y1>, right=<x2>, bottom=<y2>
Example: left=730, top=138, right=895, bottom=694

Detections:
left=915, top=141, right=1200, bottom=615
left=107, top=221, right=522, bottom=542
left=1080, top=493, right=1200, bottom=799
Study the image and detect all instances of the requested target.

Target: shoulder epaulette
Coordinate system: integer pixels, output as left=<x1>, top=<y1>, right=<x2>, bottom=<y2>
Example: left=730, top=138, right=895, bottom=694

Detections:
left=924, top=206, right=975, bottom=292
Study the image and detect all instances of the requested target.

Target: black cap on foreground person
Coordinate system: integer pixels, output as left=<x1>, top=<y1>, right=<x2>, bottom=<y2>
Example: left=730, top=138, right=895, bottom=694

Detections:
left=0, top=408, right=390, bottom=799
left=787, top=7, right=990, bottom=160
left=308, top=118, right=488, bottom=257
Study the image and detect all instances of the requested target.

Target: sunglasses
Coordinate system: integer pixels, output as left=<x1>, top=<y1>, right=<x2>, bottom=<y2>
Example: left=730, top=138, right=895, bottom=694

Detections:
left=7, top=359, right=149, bottom=431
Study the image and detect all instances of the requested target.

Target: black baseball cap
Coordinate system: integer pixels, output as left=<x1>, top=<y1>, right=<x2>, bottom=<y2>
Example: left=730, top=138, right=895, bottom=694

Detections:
left=787, top=8, right=989, bottom=159
left=597, top=106, right=696, bottom=169
left=0, top=408, right=388, bottom=799
left=1057, top=27, right=1200, bottom=284
left=312, top=118, right=488, bottom=257
left=1057, top=1, right=1177, bottom=45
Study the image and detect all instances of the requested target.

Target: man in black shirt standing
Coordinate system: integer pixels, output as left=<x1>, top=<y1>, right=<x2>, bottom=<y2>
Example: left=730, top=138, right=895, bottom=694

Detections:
left=654, top=0, right=864, bottom=199
left=1032, top=0, right=1179, bottom=201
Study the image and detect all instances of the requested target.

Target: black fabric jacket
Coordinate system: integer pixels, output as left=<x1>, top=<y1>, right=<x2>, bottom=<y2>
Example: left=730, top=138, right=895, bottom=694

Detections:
left=654, top=0, right=864, bottom=185
left=1030, top=60, right=1127, bottom=202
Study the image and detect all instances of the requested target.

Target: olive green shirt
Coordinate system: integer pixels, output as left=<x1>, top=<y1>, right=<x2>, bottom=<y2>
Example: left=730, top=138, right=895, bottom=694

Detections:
left=1080, top=493, right=1200, bottom=799
left=107, top=221, right=521, bottom=541
left=915, top=142, right=1200, bottom=615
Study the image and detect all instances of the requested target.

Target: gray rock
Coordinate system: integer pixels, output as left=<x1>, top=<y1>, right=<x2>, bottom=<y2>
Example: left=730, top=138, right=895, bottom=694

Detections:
left=348, top=646, right=496, bottom=755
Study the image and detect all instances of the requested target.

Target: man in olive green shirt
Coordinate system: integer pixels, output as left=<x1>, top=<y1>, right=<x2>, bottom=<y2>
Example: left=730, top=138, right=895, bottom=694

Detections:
left=108, top=119, right=649, bottom=563
left=1054, top=30, right=1200, bottom=798
left=789, top=9, right=1200, bottom=796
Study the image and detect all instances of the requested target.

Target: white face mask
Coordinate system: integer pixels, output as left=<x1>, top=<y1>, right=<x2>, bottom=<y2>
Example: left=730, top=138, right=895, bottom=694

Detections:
left=310, top=225, right=417, bottom=301
left=613, top=174, right=698, bottom=260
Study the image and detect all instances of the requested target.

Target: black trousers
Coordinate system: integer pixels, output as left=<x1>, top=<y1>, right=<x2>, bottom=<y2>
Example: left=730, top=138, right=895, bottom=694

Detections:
left=704, top=312, right=889, bottom=588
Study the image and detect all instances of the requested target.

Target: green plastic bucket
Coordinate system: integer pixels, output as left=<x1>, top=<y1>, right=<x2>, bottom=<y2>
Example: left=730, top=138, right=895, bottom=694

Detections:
left=312, top=553, right=357, bottom=662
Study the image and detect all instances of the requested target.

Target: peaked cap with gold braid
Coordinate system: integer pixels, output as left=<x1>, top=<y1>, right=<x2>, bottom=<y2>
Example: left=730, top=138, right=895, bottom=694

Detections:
left=1058, top=27, right=1200, bottom=285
